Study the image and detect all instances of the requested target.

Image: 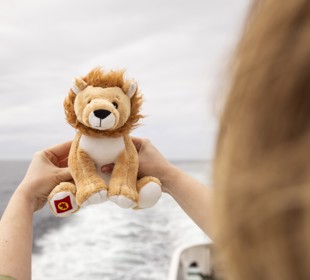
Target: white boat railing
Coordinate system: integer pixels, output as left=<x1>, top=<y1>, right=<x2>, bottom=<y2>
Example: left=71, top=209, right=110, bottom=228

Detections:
left=168, top=241, right=214, bottom=280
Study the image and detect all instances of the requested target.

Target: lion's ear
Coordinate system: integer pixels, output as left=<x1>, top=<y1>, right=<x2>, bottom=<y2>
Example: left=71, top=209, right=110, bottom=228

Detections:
left=126, top=82, right=137, bottom=98
left=72, top=78, right=88, bottom=94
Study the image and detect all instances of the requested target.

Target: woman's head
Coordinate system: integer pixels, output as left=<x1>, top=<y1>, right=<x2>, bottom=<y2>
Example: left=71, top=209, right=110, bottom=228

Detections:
left=214, top=1, right=310, bottom=279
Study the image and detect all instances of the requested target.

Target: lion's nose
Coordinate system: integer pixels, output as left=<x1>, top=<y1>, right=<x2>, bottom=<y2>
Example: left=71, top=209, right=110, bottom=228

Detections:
left=94, top=109, right=111, bottom=119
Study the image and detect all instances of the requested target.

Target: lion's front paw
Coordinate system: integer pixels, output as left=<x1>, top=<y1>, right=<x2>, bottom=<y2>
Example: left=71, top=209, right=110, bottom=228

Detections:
left=109, top=185, right=138, bottom=208
left=109, top=195, right=137, bottom=208
left=79, top=189, right=108, bottom=207
left=75, top=179, right=108, bottom=206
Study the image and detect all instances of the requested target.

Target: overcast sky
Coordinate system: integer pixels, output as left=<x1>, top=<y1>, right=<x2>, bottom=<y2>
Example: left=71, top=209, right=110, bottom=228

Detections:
left=0, top=0, right=249, bottom=160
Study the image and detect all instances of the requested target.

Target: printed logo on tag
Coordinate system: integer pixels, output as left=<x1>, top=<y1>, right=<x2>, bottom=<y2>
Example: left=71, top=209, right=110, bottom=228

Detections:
left=54, top=195, right=73, bottom=213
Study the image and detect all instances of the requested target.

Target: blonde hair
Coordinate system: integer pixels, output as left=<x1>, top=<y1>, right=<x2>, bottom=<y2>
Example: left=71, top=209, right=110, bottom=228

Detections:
left=213, top=1, right=310, bottom=279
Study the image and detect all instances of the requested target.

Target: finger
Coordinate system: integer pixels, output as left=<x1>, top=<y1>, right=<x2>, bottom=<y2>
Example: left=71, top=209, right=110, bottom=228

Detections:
left=47, top=141, right=72, bottom=158
left=101, top=164, right=114, bottom=174
left=44, top=141, right=72, bottom=163
left=57, top=167, right=72, bottom=182
left=59, top=156, right=69, bottom=168
left=131, top=137, right=143, bottom=151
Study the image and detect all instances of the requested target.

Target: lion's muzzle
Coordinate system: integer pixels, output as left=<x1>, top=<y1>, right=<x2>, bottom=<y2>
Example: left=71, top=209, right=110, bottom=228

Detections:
left=88, top=108, right=116, bottom=131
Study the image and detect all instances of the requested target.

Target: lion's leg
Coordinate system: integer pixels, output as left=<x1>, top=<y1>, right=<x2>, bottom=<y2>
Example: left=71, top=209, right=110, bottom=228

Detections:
left=109, top=150, right=139, bottom=208
left=48, top=182, right=80, bottom=217
left=135, top=177, right=162, bottom=209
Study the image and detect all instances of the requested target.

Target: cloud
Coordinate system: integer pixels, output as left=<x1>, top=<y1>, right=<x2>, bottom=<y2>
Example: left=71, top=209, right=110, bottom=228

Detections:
left=0, top=0, right=249, bottom=160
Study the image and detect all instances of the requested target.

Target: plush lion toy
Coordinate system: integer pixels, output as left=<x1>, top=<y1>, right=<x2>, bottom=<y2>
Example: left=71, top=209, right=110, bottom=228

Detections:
left=48, top=67, right=162, bottom=217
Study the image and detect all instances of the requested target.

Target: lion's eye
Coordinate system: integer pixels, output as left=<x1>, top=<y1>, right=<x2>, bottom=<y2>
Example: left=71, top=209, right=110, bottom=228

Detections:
left=87, top=99, right=91, bottom=104
left=112, top=102, right=118, bottom=109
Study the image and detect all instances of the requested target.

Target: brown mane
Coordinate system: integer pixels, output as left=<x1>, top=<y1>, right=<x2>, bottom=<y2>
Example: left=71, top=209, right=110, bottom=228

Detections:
left=64, top=67, right=143, bottom=137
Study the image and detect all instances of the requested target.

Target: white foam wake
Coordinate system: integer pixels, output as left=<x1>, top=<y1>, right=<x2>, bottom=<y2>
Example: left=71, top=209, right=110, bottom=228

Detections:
left=32, top=194, right=208, bottom=280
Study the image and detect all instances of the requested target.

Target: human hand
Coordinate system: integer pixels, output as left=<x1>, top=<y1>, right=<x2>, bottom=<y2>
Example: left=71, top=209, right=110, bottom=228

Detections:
left=131, top=137, right=173, bottom=180
left=16, top=142, right=72, bottom=212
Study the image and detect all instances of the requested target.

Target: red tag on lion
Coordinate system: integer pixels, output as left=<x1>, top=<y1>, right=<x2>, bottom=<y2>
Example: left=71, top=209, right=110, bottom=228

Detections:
left=54, top=195, right=73, bottom=214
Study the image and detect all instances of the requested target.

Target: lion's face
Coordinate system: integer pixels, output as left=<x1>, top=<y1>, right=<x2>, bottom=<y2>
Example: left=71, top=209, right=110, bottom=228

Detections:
left=64, top=68, right=143, bottom=137
left=74, top=85, right=131, bottom=131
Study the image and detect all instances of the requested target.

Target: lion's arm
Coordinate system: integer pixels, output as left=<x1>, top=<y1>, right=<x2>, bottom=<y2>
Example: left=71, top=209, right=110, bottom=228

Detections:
left=109, top=135, right=139, bottom=198
left=69, top=133, right=100, bottom=185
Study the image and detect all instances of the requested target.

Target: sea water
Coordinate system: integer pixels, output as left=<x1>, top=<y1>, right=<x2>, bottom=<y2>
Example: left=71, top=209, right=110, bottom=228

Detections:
left=0, top=161, right=211, bottom=280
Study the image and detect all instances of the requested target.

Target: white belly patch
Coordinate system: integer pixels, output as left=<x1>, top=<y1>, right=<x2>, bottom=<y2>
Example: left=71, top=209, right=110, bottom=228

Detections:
left=79, top=135, right=125, bottom=168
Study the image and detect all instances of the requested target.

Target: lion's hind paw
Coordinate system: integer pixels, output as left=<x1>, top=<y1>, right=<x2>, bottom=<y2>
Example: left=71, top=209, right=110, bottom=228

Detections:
left=138, top=181, right=162, bottom=209
left=49, top=191, right=79, bottom=217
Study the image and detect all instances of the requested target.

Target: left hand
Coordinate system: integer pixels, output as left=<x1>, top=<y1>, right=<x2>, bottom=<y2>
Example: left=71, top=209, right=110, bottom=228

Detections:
left=16, top=141, right=73, bottom=212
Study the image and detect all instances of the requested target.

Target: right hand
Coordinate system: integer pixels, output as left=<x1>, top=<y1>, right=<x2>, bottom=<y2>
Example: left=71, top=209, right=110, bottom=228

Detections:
left=131, top=137, right=169, bottom=177
left=131, top=137, right=177, bottom=192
